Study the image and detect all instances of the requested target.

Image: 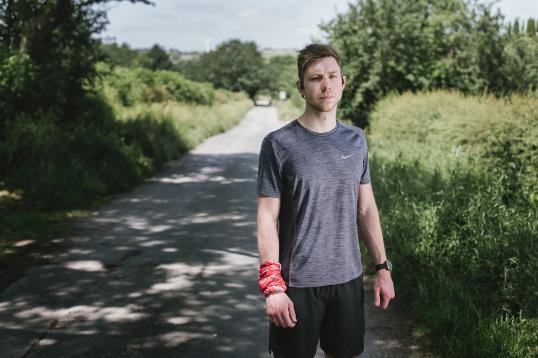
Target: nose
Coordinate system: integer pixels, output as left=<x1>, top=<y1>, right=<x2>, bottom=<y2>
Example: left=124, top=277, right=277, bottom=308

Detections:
left=320, top=76, right=331, bottom=92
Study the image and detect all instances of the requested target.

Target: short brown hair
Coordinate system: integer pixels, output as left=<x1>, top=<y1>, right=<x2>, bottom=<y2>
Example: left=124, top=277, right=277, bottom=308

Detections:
left=297, top=44, right=342, bottom=89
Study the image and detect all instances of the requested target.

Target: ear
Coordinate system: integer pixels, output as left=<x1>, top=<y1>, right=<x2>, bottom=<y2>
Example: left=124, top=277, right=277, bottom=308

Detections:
left=296, top=79, right=305, bottom=98
left=341, top=75, right=346, bottom=89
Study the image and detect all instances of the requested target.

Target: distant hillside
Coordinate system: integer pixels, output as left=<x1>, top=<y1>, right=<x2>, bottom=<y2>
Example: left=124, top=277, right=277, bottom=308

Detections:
left=168, top=47, right=297, bottom=64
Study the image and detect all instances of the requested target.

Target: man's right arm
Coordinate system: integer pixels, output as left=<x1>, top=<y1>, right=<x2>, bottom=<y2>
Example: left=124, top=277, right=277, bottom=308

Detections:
left=257, top=195, right=280, bottom=263
left=257, top=195, right=297, bottom=328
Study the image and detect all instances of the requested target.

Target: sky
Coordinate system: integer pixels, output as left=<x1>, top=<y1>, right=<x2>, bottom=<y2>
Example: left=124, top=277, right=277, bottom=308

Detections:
left=101, top=0, right=538, bottom=52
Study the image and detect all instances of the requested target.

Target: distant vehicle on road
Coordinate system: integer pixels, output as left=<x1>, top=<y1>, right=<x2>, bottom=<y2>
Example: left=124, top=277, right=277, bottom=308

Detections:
left=255, top=94, right=272, bottom=106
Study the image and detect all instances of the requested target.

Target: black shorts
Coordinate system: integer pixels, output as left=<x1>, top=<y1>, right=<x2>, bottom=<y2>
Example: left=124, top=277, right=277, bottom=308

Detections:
left=268, top=274, right=365, bottom=358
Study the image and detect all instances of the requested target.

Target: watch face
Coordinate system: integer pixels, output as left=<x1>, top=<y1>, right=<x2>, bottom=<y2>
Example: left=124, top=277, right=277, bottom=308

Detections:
left=386, top=260, right=393, bottom=271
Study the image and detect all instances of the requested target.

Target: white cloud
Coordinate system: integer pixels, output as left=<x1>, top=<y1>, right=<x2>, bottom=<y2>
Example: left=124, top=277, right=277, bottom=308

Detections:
left=238, top=8, right=261, bottom=20
left=493, top=0, right=538, bottom=21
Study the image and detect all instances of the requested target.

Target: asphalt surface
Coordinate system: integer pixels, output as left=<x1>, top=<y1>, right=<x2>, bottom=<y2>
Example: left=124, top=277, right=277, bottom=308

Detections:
left=0, top=107, right=425, bottom=357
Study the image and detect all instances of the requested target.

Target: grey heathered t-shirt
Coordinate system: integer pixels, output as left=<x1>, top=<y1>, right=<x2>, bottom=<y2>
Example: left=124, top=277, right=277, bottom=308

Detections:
left=257, top=118, right=371, bottom=288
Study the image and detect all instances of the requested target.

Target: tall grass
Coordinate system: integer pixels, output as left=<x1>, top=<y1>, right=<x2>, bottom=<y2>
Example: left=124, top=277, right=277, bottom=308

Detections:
left=368, top=90, right=537, bottom=357
left=1, top=91, right=251, bottom=211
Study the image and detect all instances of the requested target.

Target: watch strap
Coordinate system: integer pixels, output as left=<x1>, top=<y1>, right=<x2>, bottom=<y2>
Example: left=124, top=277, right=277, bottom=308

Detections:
left=374, top=260, right=392, bottom=272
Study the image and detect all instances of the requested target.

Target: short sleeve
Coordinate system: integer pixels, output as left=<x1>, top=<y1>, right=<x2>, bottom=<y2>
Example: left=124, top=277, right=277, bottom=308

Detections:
left=257, top=135, right=283, bottom=197
left=360, top=130, right=371, bottom=184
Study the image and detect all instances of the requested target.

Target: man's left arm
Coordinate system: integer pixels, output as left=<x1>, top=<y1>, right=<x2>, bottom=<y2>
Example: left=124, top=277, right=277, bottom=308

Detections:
left=357, top=183, right=395, bottom=310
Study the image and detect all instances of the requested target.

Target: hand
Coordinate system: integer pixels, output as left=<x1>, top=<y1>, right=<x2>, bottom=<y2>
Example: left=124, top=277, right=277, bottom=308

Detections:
left=266, top=292, right=297, bottom=328
left=373, top=270, right=395, bottom=310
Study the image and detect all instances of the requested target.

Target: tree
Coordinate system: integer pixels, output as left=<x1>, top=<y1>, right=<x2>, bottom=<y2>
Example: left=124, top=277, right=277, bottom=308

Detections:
left=472, top=5, right=506, bottom=93
left=264, top=55, right=297, bottom=96
left=144, top=44, right=173, bottom=71
left=513, top=18, right=520, bottom=35
left=179, top=39, right=266, bottom=101
left=526, top=18, right=536, bottom=37
left=100, top=42, right=141, bottom=67
left=321, top=0, right=512, bottom=127
left=0, top=0, right=153, bottom=126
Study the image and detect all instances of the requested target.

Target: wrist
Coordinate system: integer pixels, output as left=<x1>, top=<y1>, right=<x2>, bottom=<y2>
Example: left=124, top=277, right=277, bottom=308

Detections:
left=267, top=291, right=285, bottom=297
left=376, top=268, right=391, bottom=276
left=259, top=261, right=287, bottom=297
left=373, top=259, right=392, bottom=273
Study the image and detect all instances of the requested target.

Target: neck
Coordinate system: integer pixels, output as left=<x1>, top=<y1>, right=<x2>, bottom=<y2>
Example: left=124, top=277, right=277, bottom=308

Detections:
left=297, top=104, right=337, bottom=133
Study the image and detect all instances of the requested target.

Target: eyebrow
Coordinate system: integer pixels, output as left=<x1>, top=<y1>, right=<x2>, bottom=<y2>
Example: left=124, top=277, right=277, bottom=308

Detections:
left=309, top=71, right=339, bottom=77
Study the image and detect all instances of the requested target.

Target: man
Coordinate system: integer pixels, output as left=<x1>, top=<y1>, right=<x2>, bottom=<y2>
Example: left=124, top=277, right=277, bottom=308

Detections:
left=256, top=44, right=395, bottom=358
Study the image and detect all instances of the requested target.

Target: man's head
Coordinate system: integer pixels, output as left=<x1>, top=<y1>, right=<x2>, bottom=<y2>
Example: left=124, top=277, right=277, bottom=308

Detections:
left=296, top=43, right=346, bottom=113
left=297, top=44, right=343, bottom=90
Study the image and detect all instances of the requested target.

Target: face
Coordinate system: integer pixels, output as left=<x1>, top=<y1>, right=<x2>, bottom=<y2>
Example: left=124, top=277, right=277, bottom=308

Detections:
left=297, top=56, right=346, bottom=113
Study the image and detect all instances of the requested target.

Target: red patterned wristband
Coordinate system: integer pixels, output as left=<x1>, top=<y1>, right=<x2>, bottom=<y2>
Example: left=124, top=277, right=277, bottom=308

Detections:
left=258, top=260, right=287, bottom=296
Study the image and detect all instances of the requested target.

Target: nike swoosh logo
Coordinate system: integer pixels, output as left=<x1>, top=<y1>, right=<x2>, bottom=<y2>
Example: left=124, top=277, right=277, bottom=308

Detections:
left=341, top=153, right=354, bottom=159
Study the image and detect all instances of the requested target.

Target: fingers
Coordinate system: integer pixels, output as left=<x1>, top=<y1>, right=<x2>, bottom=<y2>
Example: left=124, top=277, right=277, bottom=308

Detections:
left=376, top=288, right=396, bottom=310
left=373, top=286, right=381, bottom=308
left=275, top=302, right=296, bottom=328
left=267, top=313, right=281, bottom=327
left=288, top=300, right=297, bottom=324
left=279, top=309, right=295, bottom=328
left=380, top=291, right=391, bottom=310
left=267, top=308, right=283, bottom=327
left=269, top=311, right=293, bottom=328
left=266, top=307, right=286, bottom=327
left=284, top=300, right=298, bottom=327
left=266, top=299, right=297, bottom=328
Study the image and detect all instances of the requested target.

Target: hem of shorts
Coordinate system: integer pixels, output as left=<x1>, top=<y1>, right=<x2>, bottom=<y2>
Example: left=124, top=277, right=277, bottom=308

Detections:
left=287, top=269, right=363, bottom=288
left=268, top=340, right=283, bottom=356
left=320, top=346, right=365, bottom=357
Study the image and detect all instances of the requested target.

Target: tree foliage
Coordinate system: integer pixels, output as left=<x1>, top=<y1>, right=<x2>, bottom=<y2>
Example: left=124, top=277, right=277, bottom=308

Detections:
left=0, top=0, right=153, bottom=128
left=263, top=54, right=297, bottom=97
left=145, top=44, right=173, bottom=71
left=177, top=39, right=266, bottom=101
left=527, top=18, right=536, bottom=37
left=101, top=42, right=175, bottom=71
left=321, top=0, right=538, bottom=127
left=100, top=42, right=141, bottom=67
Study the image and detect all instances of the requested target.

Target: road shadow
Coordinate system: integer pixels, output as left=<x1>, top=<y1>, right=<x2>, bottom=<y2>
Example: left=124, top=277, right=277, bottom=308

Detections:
left=0, top=151, right=272, bottom=357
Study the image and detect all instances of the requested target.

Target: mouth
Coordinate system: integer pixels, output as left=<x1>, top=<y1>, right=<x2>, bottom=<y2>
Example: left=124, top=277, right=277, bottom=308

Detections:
left=320, top=96, right=335, bottom=100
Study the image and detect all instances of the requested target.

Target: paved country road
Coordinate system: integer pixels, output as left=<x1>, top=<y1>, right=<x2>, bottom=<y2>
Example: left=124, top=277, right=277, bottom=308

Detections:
left=0, top=107, right=426, bottom=357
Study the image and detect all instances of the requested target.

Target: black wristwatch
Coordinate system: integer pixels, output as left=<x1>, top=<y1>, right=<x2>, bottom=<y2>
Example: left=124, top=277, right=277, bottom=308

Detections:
left=374, top=260, right=392, bottom=273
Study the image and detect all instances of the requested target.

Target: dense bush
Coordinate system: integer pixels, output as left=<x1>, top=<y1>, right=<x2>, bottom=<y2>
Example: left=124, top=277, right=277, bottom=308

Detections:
left=0, top=53, right=38, bottom=125
left=368, top=90, right=537, bottom=356
left=97, top=64, right=215, bottom=107
left=153, top=70, right=214, bottom=105
left=1, top=94, right=141, bottom=209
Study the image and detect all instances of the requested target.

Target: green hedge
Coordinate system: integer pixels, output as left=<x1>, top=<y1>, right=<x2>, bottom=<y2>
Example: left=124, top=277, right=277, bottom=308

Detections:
left=96, top=63, right=215, bottom=107
left=368, top=90, right=537, bottom=357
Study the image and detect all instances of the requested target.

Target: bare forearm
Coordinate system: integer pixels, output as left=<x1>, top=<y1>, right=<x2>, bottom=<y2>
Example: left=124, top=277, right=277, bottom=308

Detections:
left=358, top=201, right=387, bottom=265
left=257, top=219, right=280, bottom=264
